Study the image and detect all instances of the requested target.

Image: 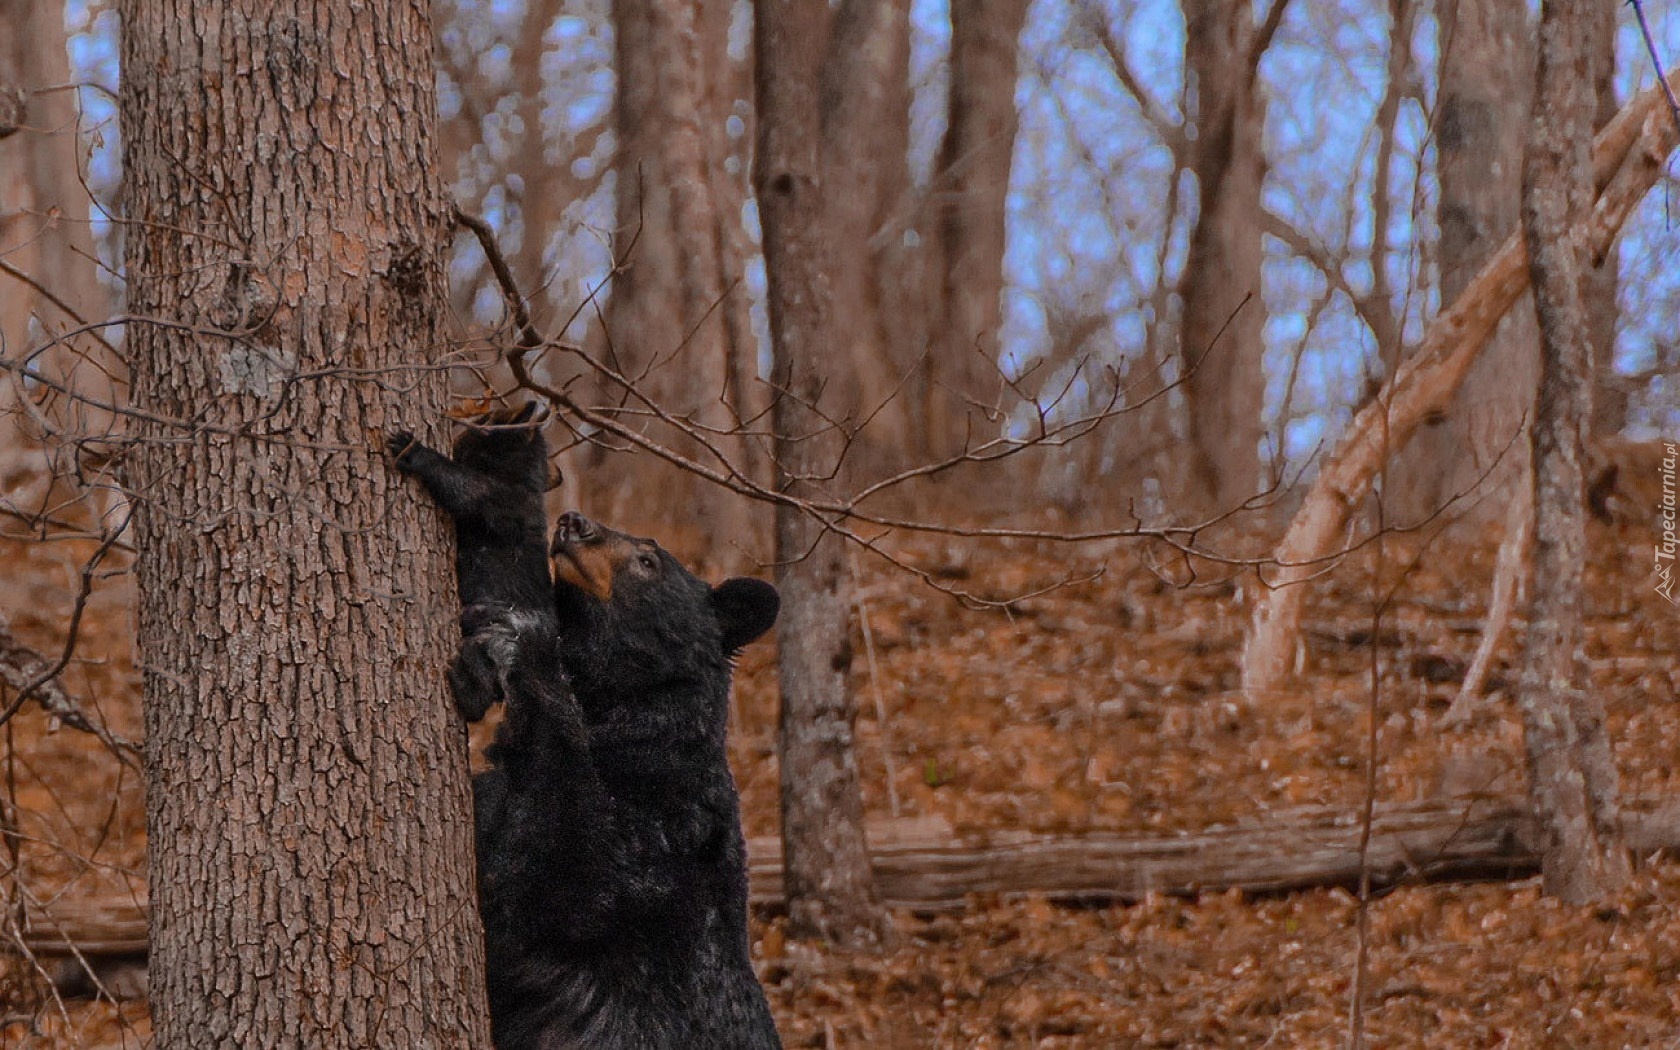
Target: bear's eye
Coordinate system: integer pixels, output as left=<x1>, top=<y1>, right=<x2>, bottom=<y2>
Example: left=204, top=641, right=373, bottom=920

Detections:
left=636, top=552, right=659, bottom=574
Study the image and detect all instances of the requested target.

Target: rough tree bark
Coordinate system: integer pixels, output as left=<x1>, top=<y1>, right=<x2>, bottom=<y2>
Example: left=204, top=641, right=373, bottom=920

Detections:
left=1241, top=68, right=1680, bottom=697
left=120, top=0, right=491, bottom=1043
left=1515, top=0, right=1630, bottom=903
left=753, top=0, right=887, bottom=948
left=923, top=0, right=1029, bottom=464
left=1176, top=0, right=1270, bottom=514
left=605, top=0, right=754, bottom=572
left=1389, top=0, right=1534, bottom=520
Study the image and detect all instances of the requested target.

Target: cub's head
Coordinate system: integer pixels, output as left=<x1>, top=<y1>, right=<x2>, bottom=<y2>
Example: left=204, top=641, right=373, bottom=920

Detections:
left=549, top=511, right=779, bottom=698
left=452, top=401, right=548, bottom=479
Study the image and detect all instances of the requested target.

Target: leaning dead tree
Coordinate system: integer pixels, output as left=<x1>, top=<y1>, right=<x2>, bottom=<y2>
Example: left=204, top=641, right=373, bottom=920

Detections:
left=1242, top=67, right=1680, bottom=697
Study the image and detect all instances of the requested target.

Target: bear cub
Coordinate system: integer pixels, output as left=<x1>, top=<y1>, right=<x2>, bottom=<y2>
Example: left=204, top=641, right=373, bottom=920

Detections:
left=388, top=402, right=553, bottom=721
left=474, top=511, right=782, bottom=1049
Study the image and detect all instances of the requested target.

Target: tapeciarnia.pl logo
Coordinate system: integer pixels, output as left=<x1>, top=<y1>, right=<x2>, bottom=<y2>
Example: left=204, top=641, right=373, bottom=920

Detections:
left=1657, top=442, right=1678, bottom=605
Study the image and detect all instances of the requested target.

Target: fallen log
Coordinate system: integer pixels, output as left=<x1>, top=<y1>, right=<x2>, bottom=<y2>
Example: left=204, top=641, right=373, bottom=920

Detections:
left=18, top=893, right=148, bottom=956
left=748, top=795, right=1680, bottom=909
left=21, top=796, right=1680, bottom=957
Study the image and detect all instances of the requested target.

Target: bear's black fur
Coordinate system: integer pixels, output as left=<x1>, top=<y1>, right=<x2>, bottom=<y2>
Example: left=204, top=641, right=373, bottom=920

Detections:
left=473, top=510, right=782, bottom=1050
left=388, top=402, right=553, bottom=721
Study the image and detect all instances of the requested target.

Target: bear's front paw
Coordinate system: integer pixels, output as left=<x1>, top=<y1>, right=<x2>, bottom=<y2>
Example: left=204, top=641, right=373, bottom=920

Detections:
left=385, top=430, right=419, bottom=465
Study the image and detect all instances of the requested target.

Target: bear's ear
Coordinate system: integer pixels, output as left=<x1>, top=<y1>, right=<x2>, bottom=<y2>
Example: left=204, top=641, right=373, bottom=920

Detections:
left=712, top=577, right=779, bottom=653
left=508, top=400, right=540, bottom=425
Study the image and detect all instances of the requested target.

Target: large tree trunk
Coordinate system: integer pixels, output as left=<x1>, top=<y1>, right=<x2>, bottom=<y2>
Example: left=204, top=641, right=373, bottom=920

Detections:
left=0, top=0, right=110, bottom=502
left=1176, top=0, right=1269, bottom=514
left=120, top=0, right=492, bottom=1043
left=604, top=0, right=754, bottom=572
left=1389, top=0, right=1534, bottom=520
left=753, top=0, right=887, bottom=949
left=1515, top=0, right=1630, bottom=903
left=923, top=0, right=1029, bottom=464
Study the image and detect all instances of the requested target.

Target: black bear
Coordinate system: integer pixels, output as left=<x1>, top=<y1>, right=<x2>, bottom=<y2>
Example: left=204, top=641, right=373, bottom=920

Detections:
left=389, top=408, right=783, bottom=1046
left=474, top=511, right=782, bottom=1049
left=388, top=402, right=553, bottom=721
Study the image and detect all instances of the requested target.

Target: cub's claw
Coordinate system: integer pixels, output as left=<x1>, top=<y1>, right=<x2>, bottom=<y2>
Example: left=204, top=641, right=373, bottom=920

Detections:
left=386, top=430, right=419, bottom=464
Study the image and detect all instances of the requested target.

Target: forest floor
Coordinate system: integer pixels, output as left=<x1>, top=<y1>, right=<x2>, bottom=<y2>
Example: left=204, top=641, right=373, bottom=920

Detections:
left=1, top=456, right=1678, bottom=1048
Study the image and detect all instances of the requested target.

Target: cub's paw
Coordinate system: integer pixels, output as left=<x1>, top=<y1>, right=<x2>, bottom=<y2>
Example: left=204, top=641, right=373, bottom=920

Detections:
left=385, top=429, right=419, bottom=464
left=449, top=658, right=498, bottom=722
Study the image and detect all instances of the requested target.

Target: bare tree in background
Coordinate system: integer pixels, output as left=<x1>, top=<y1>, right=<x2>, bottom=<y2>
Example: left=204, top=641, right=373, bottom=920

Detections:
left=823, top=0, right=923, bottom=475
left=433, top=0, right=603, bottom=332
left=0, top=0, right=109, bottom=503
left=605, top=0, right=757, bottom=572
left=120, top=0, right=492, bottom=1041
left=1390, top=0, right=1534, bottom=521
left=1175, top=0, right=1276, bottom=514
left=924, top=0, right=1030, bottom=464
left=753, top=0, right=888, bottom=949
left=1515, top=0, right=1630, bottom=904
left=1584, top=1, right=1622, bottom=439
left=697, top=0, right=769, bottom=506
left=1242, top=66, right=1680, bottom=696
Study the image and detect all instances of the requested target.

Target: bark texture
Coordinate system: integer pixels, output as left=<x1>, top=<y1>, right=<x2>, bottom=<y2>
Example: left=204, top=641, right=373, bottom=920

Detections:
left=1177, top=0, right=1269, bottom=513
left=1515, top=0, right=1630, bottom=903
left=1390, top=0, right=1534, bottom=519
left=120, top=0, right=491, bottom=1044
left=924, top=0, right=1029, bottom=463
left=753, top=0, right=887, bottom=949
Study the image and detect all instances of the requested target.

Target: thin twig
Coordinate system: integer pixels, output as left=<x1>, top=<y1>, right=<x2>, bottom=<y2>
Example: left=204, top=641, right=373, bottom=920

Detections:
left=1631, top=0, right=1680, bottom=133
left=0, top=512, right=139, bottom=761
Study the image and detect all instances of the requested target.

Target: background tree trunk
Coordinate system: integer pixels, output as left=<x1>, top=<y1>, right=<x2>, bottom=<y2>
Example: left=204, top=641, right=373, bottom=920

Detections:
left=1584, top=1, right=1621, bottom=439
left=120, top=0, right=492, bottom=1043
left=754, top=0, right=887, bottom=949
left=697, top=0, right=770, bottom=527
left=0, top=0, right=110, bottom=502
left=604, top=0, right=755, bottom=573
left=822, top=0, right=919, bottom=476
left=1389, top=0, right=1534, bottom=522
left=1176, top=0, right=1269, bottom=515
left=923, top=0, right=1029, bottom=464
left=1515, top=0, right=1629, bottom=904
